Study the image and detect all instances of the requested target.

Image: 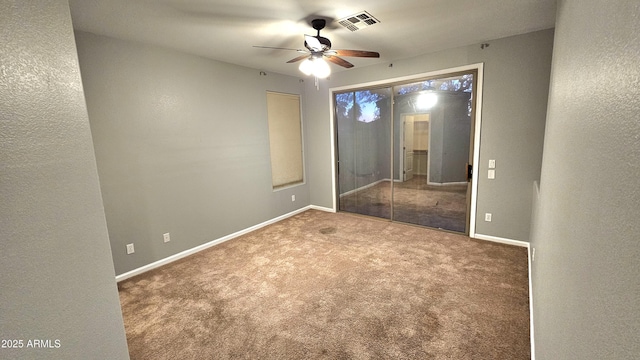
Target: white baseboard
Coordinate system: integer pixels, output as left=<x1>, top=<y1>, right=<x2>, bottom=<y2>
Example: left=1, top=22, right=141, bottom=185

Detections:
left=472, top=233, right=529, bottom=248
left=115, top=206, right=316, bottom=282
left=338, top=179, right=388, bottom=197
left=528, top=245, right=536, bottom=360
left=427, top=181, right=469, bottom=186
left=309, top=204, right=336, bottom=213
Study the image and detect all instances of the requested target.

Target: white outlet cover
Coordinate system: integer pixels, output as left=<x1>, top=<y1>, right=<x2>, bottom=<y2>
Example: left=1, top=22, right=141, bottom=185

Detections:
left=488, top=169, right=496, bottom=179
left=163, top=233, right=170, bottom=243
left=488, top=159, right=496, bottom=169
left=485, top=213, right=492, bottom=222
left=126, top=243, right=135, bottom=254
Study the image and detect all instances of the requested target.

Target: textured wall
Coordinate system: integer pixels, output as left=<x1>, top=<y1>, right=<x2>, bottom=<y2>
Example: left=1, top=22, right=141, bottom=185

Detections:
left=307, top=29, right=554, bottom=241
left=74, top=32, right=309, bottom=275
left=0, top=1, right=129, bottom=359
left=470, top=30, right=553, bottom=241
left=531, top=0, right=640, bottom=358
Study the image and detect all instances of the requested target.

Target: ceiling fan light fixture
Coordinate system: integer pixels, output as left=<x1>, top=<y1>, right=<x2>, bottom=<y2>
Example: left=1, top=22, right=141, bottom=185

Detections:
left=299, top=58, right=314, bottom=76
left=312, top=58, right=331, bottom=78
left=298, top=57, right=331, bottom=79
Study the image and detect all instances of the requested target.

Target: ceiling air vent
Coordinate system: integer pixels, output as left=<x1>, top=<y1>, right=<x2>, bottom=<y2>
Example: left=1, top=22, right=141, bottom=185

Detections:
left=338, top=11, right=380, bottom=32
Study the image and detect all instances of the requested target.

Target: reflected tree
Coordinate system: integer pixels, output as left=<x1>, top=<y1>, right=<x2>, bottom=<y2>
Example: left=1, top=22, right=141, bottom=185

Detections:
left=336, top=90, right=389, bottom=123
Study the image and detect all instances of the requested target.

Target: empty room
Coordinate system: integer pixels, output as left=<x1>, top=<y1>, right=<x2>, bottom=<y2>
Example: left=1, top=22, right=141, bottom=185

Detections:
left=2, top=1, right=639, bottom=360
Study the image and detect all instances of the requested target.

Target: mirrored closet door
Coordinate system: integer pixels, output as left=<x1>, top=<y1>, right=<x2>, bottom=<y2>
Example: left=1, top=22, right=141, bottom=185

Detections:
left=335, top=71, right=477, bottom=234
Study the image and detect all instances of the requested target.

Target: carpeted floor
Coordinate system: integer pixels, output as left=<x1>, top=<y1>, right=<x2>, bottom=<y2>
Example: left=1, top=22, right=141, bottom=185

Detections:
left=118, top=210, right=530, bottom=359
left=339, top=176, right=468, bottom=232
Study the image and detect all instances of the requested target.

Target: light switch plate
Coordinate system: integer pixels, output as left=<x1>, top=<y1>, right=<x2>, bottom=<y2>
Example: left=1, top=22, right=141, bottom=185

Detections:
left=488, top=159, right=496, bottom=169
left=488, top=169, right=496, bottom=179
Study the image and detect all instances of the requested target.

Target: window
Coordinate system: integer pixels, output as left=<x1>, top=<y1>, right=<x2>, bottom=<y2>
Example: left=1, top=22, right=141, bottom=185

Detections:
left=266, top=92, right=304, bottom=189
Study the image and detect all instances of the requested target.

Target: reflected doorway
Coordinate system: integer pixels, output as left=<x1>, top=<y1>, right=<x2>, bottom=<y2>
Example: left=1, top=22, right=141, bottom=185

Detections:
left=400, top=113, right=430, bottom=182
left=335, top=70, right=477, bottom=234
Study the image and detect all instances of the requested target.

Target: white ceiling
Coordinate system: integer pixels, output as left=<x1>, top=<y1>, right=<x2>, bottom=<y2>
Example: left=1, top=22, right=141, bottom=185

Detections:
left=69, top=0, right=557, bottom=77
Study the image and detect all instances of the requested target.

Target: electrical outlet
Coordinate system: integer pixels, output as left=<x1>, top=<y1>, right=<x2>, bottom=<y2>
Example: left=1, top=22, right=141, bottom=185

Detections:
left=291, top=195, right=296, bottom=202
left=126, top=243, right=135, bottom=254
left=163, top=233, right=170, bottom=243
left=488, top=169, right=495, bottom=179
left=488, top=159, right=496, bottom=169
left=485, top=213, right=492, bottom=222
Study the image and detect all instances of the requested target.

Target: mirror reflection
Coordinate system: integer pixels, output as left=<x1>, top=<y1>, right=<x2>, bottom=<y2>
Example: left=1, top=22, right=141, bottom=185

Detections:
left=336, top=72, right=476, bottom=233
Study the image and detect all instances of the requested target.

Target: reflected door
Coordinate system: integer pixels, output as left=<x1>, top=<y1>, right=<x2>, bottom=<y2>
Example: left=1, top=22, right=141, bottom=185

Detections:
left=403, top=117, right=415, bottom=181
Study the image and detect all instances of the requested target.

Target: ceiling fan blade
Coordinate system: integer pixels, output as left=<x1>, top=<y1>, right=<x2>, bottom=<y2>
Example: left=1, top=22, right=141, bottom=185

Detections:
left=334, top=49, right=380, bottom=58
left=304, top=35, right=323, bottom=51
left=253, top=45, right=306, bottom=53
left=287, top=54, right=310, bottom=63
left=326, top=55, right=354, bottom=68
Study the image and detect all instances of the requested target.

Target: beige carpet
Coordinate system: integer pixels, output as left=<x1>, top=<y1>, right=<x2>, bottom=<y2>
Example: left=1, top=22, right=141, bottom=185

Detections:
left=339, top=176, right=468, bottom=232
left=119, top=210, right=530, bottom=359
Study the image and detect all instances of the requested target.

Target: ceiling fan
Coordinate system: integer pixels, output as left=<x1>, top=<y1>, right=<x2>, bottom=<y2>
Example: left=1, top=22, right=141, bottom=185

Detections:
left=254, top=19, right=380, bottom=78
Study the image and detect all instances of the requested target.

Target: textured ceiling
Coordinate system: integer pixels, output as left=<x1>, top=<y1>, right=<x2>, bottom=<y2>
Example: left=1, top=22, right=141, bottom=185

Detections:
left=69, top=0, right=557, bottom=77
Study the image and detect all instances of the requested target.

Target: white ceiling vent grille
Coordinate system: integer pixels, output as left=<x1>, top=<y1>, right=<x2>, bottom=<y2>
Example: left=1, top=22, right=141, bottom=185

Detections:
left=338, top=11, right=380, bottom=32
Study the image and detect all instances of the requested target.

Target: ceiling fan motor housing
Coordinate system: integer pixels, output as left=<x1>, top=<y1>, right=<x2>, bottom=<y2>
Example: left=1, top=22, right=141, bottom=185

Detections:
left=306, top=36, right=331, bottom=51
left=311, top=19, right=326, bottom=31
left=305, top=19, right=332, bottom=51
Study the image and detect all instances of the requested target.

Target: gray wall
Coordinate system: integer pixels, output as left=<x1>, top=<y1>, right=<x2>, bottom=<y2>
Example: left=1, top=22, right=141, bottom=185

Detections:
left=531, top=0, right=640, bottom=358
left=0, top=1, right=129, bottom=359
left=75, top=32, right=309, bottom=275
left=306, top=29, right=554, bottom=241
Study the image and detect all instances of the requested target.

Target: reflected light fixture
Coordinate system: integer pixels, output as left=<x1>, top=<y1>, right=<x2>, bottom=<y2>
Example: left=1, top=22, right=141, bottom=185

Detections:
left=299, top=56, right=331, bottom=79
left=417, top=92, right=438, bottom=110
